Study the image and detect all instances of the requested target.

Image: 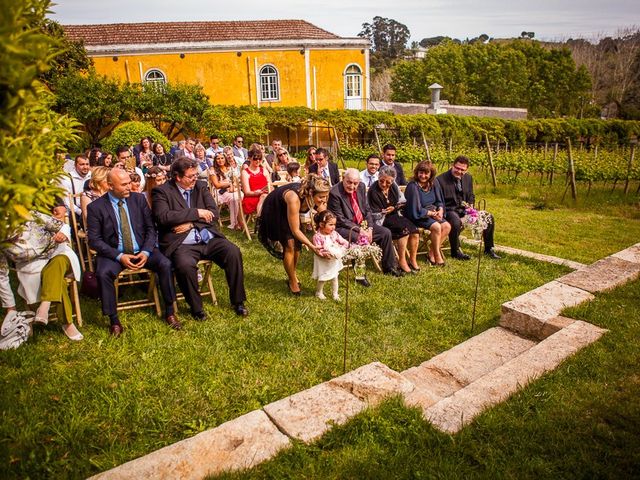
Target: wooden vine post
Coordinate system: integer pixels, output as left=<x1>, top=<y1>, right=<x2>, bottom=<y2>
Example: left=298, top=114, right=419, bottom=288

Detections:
left=421, top=130, right=431, bottom=163
left=484, top=132, right=498, bottom=187
left=549, top=143, right=558, bottom=186
left=562, top=138, right=578, bottom=201
left=373, top=127, right=383, bottom=156
left=624, top=144, right=636, bottom=195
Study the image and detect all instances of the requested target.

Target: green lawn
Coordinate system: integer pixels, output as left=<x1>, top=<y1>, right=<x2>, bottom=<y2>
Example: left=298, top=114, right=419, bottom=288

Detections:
left=222, top=277, right=640, bottom=480
left=1, top=175, right=638, bottom=479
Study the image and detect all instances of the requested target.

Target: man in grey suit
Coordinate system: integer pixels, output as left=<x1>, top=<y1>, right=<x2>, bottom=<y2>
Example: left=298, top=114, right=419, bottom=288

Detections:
left=328, top=168, right=402, bottom=285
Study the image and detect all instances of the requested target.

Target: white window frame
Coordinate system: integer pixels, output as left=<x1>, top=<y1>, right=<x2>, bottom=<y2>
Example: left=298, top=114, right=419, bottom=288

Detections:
left=143, top=68, right=167, bottom=86
left=344, top=63, right=362, bottom=98
left=259, top=64, right=280, bottom=102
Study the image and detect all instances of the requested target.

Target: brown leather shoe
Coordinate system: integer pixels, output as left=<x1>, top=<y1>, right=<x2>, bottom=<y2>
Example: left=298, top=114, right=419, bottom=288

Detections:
left=109, top=324, right=124, bottom=338
left=165, top=314, right=182, bottom=330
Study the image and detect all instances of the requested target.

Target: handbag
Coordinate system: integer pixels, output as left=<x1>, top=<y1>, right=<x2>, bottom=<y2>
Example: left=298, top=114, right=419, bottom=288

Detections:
left=80, top=271, right=100, bottom=298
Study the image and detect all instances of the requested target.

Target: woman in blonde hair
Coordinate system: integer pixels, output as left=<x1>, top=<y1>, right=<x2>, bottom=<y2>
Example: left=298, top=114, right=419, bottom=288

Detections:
left=258, top=173, right=330, bottom=295
left=80, top=166, right=110, bottom=227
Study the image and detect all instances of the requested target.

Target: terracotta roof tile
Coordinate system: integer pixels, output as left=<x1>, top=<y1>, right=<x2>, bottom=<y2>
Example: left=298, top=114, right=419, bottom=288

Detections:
left=64, top=20, right=342, bottom=46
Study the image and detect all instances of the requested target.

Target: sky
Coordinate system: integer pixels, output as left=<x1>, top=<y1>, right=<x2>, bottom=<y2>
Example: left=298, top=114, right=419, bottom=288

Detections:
left=48, top=0, right=639, bottom=43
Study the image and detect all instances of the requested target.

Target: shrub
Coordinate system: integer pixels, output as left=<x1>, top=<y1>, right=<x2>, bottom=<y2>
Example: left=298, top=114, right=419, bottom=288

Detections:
left=102, top=121, right=171, bottom=154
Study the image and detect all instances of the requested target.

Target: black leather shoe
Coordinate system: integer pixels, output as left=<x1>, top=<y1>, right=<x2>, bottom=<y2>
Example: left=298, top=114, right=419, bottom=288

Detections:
left=234, top=303, right=249, bottom=317
left=192, top=311, right=207, bottom=321
left=485, top=248, right=501, bottom=260
left=452, top=251, right=471, bottom=261
left=385, top=268, right=404, bottom=277
left=355, top=277, right=371, bottom=287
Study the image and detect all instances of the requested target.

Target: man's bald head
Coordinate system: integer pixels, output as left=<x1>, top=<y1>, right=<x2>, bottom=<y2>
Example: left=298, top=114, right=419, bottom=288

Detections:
left=108, top=168, right=132, bottom=199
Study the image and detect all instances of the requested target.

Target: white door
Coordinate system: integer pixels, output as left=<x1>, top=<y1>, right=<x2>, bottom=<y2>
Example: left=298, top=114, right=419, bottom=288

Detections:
left=344, top=64, right=363, bottom=110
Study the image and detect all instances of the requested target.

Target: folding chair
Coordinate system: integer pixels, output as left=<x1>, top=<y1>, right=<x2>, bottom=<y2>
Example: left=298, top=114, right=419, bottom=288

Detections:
left=174, top=259, right=218, bottom=310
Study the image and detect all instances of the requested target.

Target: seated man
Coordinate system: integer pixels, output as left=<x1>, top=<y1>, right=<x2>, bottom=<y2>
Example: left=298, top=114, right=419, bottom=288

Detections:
left=435, top=155, right=500, bottom=260
left=308, top=148, right=340, bottom=186
left=328, top=168, right=403, bottom=285
left=360, top=154, right=381, bottom=188
left=382, top=144, right=407, bottom=185
left=87, top=169, right=179, bottom=337
left=152, top=157, right=248, bottom=320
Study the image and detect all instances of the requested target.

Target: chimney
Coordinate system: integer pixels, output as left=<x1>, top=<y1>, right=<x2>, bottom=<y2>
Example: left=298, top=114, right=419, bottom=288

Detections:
left=429, top=83, right=443, bottom=108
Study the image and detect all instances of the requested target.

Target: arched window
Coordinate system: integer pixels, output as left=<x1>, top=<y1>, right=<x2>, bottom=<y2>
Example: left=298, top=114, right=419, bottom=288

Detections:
left=344, top=64, right=363, bottom=110
left=144, top=68, right=167, bottom=86
left=259, top=65, right=280, bottom=101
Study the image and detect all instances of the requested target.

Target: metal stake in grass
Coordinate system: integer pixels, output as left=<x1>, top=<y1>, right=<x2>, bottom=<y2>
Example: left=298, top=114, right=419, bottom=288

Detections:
left=343, top=225, right=359, bottom=374
left=470, top=199, right=486, bottom=334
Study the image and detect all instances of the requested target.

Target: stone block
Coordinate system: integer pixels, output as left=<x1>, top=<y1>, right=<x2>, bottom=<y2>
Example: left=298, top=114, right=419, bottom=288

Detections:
left=263, top=382, right=366, bottom=444
left=611, top=243, right=640, bottom=264
left=401, top=327, right=535, bottom=410
left=500, top=281, right=594, bottom=339
left=89, top=409, right=290, bottom=480
left=540, top=316, right=575, bottom=339
left=558, top=256, right=640, bottom=293
left=328, top=361, right=414, bottom=405
left=424, top=320, right=607, bottom=434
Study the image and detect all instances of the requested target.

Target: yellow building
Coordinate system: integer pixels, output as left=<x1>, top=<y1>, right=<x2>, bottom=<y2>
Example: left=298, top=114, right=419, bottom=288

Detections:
left=64, top=20, right=370, bottom=111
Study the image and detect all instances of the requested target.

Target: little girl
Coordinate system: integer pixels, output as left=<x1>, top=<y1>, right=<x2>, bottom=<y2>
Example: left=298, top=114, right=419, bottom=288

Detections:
left=286, top=162, right=301, bottom=183
left=312, top=210, right=350, bottom=300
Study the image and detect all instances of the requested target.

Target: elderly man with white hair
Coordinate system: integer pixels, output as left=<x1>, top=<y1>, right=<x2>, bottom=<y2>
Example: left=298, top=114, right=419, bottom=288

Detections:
left=328, top=168, right=403, bottom=285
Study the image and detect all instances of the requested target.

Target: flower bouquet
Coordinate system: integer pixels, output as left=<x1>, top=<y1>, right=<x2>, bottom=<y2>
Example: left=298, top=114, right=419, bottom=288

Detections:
left=342, top=221, right=382, bottom=279
left=461, top=202, right=492, bottom=239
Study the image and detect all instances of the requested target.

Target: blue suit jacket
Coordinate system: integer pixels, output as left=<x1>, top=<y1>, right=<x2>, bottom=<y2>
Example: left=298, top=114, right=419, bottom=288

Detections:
left=87, top=192, right=157, bottom=261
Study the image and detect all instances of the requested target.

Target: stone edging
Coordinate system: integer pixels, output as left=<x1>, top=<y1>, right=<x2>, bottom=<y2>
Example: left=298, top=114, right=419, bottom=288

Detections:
left=89, top=243, right=640, bottom=480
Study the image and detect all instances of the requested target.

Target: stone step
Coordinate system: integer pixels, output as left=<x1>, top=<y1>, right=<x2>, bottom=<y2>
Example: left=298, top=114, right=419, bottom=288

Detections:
left=558, top=255, right=640, bottom=294
left=263, top=362, right=413, bottom=444
left=402, top=327, right=536, bottom=410
left=422, top=320, right=607, bottom=434
left=88, top=409, right=290, bottom=480
left=611, top=242, right=640, bottom=264
left=500, top=280, right=594, bottom=340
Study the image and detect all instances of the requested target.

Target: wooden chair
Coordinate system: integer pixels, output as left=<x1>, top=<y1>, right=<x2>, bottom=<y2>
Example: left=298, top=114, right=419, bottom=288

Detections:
left=174, top=259, right=218, bottom=310
left=211, top=184, right=231, bottom=229
left=68, top=193, right=92, bottom=272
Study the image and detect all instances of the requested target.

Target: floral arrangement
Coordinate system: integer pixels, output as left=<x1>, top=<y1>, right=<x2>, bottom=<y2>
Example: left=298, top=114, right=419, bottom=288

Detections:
left=341, top=221, right=382, bottom=279
left=461, top=202, right=492, bottom=239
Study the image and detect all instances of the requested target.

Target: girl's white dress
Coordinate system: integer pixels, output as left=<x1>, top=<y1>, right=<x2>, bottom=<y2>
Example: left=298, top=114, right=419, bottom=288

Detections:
left=312, top=230, right=350, bottom=281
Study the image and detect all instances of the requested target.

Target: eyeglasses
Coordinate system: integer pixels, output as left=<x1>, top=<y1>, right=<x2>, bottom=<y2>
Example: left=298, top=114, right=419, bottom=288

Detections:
left=236, top=140, right=244, bottom=143
left=212, top=141, right=219, bottom=145
left=182, top=173, right=198, bottom=180
left=278, top=153, right=287, bottom=157
left=251, top=156, right=262, bottom=160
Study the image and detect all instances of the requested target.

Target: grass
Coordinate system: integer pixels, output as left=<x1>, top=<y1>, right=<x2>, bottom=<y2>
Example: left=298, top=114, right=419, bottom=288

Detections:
left=220, top=278, right=640, bottom=480
left=1, top=172, right=638, bottom=479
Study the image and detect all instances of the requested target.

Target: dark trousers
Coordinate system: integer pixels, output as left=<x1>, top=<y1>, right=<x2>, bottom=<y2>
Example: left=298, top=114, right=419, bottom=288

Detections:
left=96, top=248, right=175, bottom=318
left=171, top=238, right=246, bottom=314
left=445, top=210, right=495, bottom=255
left=338, top=224, right=397, bottom=273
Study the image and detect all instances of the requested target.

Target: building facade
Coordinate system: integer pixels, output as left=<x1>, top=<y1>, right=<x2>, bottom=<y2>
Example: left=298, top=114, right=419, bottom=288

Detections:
left=64, top=20, right=370, bottom=111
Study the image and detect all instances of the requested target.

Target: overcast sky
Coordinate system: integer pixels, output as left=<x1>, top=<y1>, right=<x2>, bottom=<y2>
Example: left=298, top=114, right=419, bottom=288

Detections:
left=49, top=0, right=639, bottom=42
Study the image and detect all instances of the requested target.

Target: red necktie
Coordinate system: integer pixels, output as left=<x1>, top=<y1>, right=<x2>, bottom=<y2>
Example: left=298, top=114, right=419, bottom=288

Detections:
left=350, top=191, right=363, bottom=224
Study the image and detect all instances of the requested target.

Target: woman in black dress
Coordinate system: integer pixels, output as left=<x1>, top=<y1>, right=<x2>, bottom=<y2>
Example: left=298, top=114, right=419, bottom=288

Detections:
left=367, top=165, right=420, bottom=273
left=258, top=174, right=331, bottom=295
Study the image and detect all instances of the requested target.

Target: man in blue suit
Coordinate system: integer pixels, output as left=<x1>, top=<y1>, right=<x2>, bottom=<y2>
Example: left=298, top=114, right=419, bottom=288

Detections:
left=87, top=168, right=178, bottom=337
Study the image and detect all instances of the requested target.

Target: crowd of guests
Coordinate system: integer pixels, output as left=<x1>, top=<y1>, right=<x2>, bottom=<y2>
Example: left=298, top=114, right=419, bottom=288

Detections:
left=1, top=135, right=499, bottom=346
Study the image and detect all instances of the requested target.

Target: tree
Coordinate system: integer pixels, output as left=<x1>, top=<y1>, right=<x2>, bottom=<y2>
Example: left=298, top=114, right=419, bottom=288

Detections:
left=358, top=16, right=410, bottom=68
left=39, top=19, right=92, bottom=86
left=133, top=82, right=210, bottom=140
left=0, top=0, right=78, bottom=242
left=52, top=72, right=134, bottom=146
